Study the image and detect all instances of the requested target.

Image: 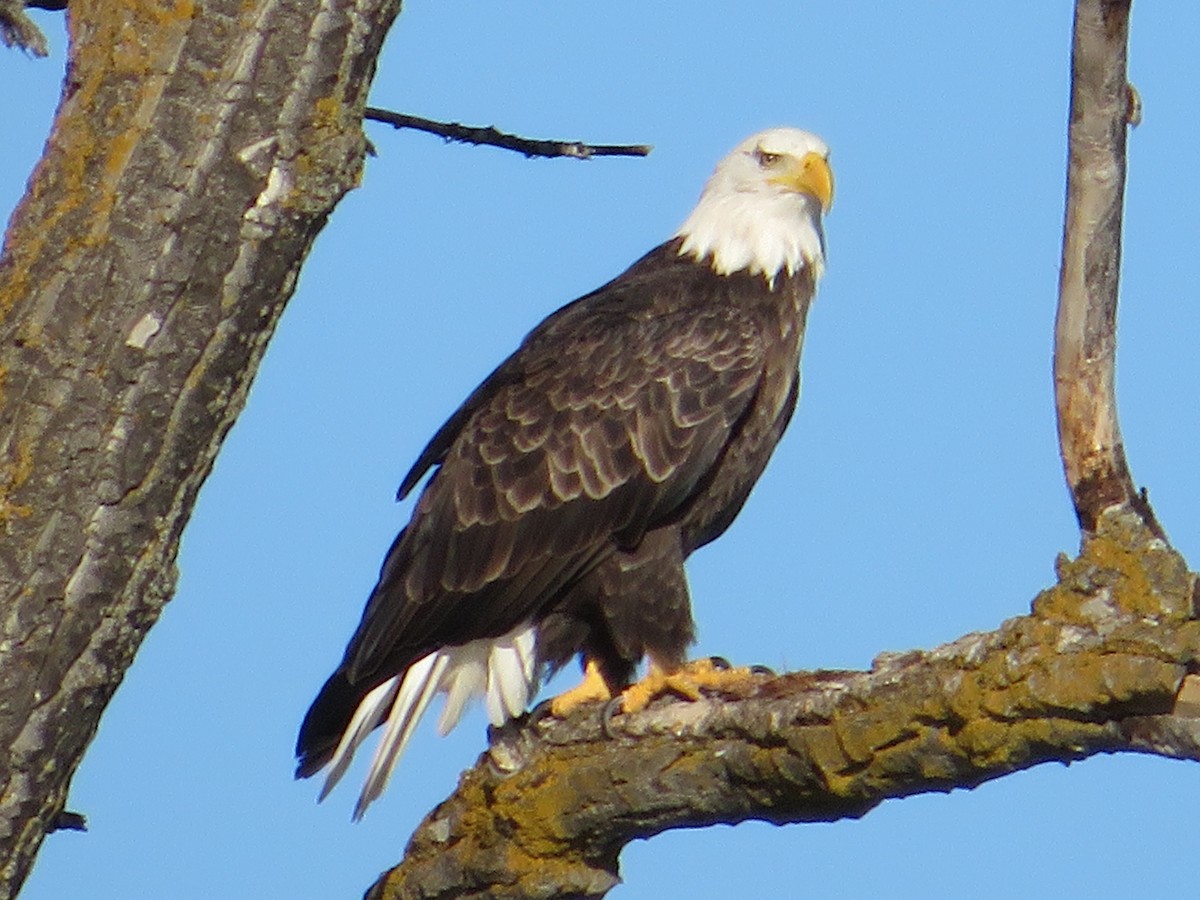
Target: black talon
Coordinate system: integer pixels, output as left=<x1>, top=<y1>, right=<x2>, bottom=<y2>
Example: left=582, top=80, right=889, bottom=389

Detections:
left=601, top=695, right=625, bottom=738
left=525, top=698, right=557, bottom=731
left=707, top=655, right=732, bottom=670
left=749, top=664, right=776, bottom=677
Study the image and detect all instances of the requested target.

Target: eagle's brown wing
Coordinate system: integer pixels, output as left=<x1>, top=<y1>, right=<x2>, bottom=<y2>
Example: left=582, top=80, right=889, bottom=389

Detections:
left=344, top=303, right=767, bottom=682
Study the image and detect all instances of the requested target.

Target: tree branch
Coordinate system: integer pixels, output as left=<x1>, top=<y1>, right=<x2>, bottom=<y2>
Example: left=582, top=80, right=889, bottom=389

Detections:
left=370, top=511, right=1200, bottom=899
left=1054, top=0, right=1158, bottom=536
left=364, top=108, right=652, bottom=160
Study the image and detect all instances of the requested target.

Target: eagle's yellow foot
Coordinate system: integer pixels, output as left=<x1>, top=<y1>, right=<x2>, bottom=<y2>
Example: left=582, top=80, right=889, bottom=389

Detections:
left=549, top=659, right=614, bottom=717
left=619, top=657, right=756, bottom=715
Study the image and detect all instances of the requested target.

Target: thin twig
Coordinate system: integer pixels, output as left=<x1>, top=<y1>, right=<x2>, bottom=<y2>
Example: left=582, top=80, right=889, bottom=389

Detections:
left=363, top=108, right=652, bottom=160
left=48, top=811, right=87, bottom=833
left=1053, top=0, right=1161, bottom=537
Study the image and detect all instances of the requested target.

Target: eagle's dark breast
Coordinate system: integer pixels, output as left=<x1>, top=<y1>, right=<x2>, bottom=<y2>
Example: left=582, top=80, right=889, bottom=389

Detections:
left=296, top=238, right=814, bottom=776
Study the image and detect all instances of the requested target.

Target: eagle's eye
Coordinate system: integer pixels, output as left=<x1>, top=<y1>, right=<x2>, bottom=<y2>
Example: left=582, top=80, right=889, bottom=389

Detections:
left=755, top=149, right=782, bottom=167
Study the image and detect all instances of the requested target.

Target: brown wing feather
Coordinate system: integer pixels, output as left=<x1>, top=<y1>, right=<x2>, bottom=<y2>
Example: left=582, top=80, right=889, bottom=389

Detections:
left=344, top=303, right=766, bottom=682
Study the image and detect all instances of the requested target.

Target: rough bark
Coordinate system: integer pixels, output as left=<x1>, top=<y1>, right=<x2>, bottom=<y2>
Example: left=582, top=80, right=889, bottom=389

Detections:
left=369, top=510, right=1200, bottom=899
left=0, top=1, right=402, bottom=895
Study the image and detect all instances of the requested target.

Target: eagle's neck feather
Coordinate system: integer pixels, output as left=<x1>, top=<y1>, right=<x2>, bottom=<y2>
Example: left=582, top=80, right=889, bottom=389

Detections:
left=674, top=188, right=825, bottom=285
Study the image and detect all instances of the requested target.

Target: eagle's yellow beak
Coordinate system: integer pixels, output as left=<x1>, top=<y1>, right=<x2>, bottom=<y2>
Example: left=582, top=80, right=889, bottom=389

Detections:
left=775, top=151, right=834, bottom=213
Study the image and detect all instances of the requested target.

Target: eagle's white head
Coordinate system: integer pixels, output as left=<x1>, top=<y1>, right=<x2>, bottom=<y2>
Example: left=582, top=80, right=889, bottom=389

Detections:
left=676, top=127, right=833, bottom=283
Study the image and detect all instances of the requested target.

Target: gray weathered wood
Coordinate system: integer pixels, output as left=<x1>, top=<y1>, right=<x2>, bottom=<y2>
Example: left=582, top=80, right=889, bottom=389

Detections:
left=1054, top=0, right=1158, bottom=535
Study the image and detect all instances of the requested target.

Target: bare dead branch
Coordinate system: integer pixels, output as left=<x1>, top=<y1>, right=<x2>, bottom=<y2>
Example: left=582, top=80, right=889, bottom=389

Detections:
left=364, top=108, right=652, bottom=160
left=368, top=510, right=1199, bottom=899
left=1054, top=0, right=1160, bottom=536
left=47, top=811, right=86, bottom=833
left=0, top=0, right=50, bottom=56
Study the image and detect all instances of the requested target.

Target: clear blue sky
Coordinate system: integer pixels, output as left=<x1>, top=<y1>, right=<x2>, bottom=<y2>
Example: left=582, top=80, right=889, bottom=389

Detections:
left=5, top=3, right=1200, bottom=897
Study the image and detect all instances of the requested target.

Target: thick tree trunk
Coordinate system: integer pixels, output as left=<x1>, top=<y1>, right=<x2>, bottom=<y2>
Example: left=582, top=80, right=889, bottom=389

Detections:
left=0, top=1, right=402, bottom=895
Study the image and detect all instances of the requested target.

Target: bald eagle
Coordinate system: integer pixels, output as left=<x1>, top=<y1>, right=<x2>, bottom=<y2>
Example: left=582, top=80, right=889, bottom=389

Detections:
left=297, top=127, right=834, bottom=817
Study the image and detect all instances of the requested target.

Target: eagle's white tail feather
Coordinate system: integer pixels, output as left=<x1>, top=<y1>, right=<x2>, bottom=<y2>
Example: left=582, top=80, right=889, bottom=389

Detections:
left=329, top=621, right=540, bottom=818
left=355, top=653, right=448, bottom=819
left=486, top=647, right=517, bottom=724
left=319, top=676, right=399, bottom=801
left=514, top=625, right=536, bottom=684
left=484, top=626, right=536, bottom=724
left=436, top=647, right=488, bottom=735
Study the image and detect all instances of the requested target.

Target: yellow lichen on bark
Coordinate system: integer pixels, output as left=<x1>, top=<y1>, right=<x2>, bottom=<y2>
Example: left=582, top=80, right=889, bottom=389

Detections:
left=789, top=724, right=853, bottom=781
left=1035, top=510, right=1194, bottom=623
left=0, top=0, right=196, bottom=319
left=0, top=437, right=34, bottom=522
